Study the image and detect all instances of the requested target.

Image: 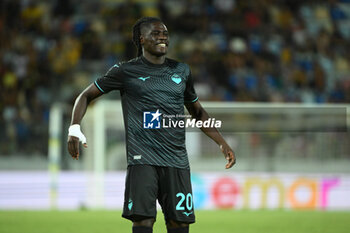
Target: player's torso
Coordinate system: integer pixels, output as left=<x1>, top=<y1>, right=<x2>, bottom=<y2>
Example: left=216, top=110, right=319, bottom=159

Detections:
left=121, top=60, right=188, bottom=111
left=120, top=59, right=190, bottom=169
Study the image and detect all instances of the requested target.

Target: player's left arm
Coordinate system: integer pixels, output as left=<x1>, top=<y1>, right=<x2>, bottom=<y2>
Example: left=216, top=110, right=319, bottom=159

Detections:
left=185, top=100, right=236, bottom=169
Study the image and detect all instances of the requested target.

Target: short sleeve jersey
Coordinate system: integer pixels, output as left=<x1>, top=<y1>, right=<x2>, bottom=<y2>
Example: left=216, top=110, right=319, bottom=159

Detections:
left=94, top=56, right=198, bottom=169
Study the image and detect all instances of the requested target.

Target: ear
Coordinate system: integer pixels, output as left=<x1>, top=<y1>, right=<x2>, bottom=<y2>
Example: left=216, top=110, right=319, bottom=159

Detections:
left=140, top=35, right=144, bottom=45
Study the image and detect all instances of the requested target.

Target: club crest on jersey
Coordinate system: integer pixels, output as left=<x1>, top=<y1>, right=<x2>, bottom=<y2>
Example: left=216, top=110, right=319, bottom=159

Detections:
left=171, top=74, right=182, bottom=84
left=143, top=109, right=162, bottom=129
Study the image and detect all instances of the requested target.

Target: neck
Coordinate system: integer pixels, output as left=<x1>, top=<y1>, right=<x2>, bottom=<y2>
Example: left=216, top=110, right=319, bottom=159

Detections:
left=142, top=51, right=166, bottom=64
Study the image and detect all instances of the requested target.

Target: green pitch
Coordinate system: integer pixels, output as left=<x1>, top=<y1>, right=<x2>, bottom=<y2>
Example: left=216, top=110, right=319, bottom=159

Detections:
left=1, top=210, right=349, bottom=233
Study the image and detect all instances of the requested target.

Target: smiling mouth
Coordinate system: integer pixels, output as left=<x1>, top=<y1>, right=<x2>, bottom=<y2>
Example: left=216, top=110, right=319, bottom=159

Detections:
left=157, top=43, right=167, bottom=48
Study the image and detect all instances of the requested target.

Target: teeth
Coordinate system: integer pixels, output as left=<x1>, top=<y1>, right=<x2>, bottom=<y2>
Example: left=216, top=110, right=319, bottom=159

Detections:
left=158, top=43, right=166, bottom=47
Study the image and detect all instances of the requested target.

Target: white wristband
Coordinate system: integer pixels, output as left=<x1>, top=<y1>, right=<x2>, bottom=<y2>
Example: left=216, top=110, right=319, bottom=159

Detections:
left=68, top=124, right=87, bottom=144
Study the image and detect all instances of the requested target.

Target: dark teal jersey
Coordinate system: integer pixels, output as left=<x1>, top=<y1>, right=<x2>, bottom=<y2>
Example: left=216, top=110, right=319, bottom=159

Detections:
left=94, top=56, right=198, bottom=169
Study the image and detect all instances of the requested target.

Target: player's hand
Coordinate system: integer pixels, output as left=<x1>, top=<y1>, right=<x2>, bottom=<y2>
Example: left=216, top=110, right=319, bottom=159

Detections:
left=220, top=143, right=236, bottom=169
left=67, top=124, right=87, bottom=160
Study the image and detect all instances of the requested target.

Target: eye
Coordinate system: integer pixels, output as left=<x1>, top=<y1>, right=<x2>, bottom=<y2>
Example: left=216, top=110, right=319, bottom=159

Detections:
left=150, top=31, right=168, bottom=37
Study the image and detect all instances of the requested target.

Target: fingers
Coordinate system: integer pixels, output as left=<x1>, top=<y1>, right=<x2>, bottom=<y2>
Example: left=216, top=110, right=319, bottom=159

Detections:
left=225, top=153, right=235, bottom=169
left=72, top=139, right=79, bottom=160
left=224, top=150, right=236, bottom=169
left=67, top=136, right=80, bottom=160
left=220, top=144, right=234, bottom=169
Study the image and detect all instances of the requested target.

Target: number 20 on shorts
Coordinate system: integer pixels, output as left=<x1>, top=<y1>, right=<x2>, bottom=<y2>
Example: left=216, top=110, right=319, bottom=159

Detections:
left=176, top=192, right=193, bottom=210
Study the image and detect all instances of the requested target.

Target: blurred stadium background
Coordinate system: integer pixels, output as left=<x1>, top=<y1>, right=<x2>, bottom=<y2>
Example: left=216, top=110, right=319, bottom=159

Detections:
left=1, top=0, right=350, bottom=232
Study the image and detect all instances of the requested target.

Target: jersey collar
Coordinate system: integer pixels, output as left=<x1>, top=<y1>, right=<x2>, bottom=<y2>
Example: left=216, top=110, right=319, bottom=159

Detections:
left=140, top=56, right=168, bottom=68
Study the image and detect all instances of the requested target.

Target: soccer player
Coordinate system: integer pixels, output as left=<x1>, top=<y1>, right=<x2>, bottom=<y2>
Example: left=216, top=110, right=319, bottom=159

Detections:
left=67, top=17, right=235, bottom=233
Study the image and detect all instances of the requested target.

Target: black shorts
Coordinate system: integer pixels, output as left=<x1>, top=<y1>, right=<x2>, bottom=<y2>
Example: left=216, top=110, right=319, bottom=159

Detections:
left=122, top=165, right=195, bottom=224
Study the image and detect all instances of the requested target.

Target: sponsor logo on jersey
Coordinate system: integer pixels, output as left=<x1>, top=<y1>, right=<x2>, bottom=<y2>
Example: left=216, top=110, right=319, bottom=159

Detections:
left=138, top=76, right=150, bottom=81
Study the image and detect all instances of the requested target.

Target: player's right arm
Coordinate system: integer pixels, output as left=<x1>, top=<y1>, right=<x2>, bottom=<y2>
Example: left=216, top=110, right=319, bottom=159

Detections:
left=68, top=62, right=124, bottom=160
left=67, top=84, right=103, bottom=160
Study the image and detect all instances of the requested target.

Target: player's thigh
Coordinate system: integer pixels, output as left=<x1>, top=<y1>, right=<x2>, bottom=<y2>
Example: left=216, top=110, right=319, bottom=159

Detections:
left=158, top=167, right=195, bottom=224
left=122, top=165, right=159, bottom=221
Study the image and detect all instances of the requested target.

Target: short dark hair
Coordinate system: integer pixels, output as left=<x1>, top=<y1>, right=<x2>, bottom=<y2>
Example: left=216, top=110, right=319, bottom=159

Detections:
left=132, top=17, right=162, bottom=57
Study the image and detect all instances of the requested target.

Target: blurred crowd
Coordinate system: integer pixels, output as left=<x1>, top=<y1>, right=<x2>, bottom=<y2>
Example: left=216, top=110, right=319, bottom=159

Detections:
left=1, top=0, right=350, bottom=155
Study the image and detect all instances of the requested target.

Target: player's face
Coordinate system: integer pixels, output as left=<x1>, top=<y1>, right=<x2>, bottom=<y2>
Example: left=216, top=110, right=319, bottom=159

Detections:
left=141, top=22, right=169, bottom=57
